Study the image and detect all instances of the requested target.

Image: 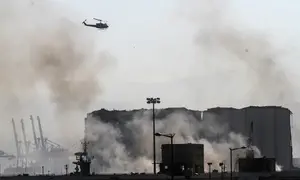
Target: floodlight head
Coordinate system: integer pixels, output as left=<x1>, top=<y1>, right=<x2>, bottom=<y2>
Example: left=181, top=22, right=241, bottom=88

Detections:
left=146, top=97, right=151, bottom=104
left=154, top=132, right=162, bottom=136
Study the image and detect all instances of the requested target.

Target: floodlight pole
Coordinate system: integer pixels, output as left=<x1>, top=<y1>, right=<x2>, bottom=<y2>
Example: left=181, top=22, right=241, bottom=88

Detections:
left=152, top=102, right=156, bottom=174
left=146, top=97, right=160, bottom=174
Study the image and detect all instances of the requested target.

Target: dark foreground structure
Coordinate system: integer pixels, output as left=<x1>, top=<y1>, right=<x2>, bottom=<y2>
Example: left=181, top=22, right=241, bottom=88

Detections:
left=4, top=170, right=300, bottom=180
left=160, top=144, right=204, bottom=175
left=238, top=157, right=276, bottom=173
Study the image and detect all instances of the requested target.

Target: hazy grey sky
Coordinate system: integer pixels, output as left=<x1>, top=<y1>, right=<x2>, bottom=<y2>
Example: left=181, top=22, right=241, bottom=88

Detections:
left=59, top=1, right=300, bottom=156
left=3, top=0, right=300, bottom=157
left=56, top=0, right=300, bottom=110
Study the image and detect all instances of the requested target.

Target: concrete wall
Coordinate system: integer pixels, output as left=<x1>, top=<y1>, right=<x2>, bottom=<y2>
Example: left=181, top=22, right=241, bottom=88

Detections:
left=203, top=106, right=292, bottom=170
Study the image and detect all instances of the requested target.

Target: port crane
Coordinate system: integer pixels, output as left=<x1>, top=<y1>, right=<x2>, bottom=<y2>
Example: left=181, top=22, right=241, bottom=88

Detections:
left=6, top=116, right=72, bottom=175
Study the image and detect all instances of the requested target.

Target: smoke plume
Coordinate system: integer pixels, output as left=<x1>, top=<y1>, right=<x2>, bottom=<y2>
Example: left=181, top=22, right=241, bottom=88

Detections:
left=181, top=1, right=296, bottom=109
left=86, top=110, right=262, bottom=173
left=183, top=0, right=300, bottom=159
left=0, top=0, right=113, bottom=173
left=0, top=0, right=111, bottom=112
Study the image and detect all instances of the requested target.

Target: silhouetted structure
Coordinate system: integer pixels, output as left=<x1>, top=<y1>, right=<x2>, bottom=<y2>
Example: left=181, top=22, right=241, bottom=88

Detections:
left=238, top=157, right=276, bottom=172
left=73, top=117, right=92, bottom=176
left=159, top=143, right=204, bottom=175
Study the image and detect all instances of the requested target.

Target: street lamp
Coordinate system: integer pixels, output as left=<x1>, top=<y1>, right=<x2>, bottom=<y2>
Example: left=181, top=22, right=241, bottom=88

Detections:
left=42, top=166, right=44, bottom=175
left=219, top=162, right=224, bottom=180
left=207, top=162, right=212, bottom=180
left=155, top=132, right=175, bottom=180
left=146, top=97, right=160, bottom=174
left=65, top=164, right=68, bottom=175
left=230, top=146, right=246, bottom=180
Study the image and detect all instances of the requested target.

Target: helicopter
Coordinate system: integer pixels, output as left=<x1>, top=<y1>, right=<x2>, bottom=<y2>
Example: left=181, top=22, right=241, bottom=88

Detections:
left=82, top=18, right=109, bottom=29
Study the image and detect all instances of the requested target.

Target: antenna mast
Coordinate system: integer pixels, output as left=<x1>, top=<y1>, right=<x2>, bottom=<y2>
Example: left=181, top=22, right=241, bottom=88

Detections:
left=246, top=121, right=254, bottom=158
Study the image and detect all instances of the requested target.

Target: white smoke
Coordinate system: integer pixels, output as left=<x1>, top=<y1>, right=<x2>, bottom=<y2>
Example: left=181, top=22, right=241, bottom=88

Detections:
left=0, top=0, right=114, bottom=147
left=276, top=164, right=283, bottom=172
left=181, top=0, right=299, bottom=167
left=86, top=110, right=263, bottom=173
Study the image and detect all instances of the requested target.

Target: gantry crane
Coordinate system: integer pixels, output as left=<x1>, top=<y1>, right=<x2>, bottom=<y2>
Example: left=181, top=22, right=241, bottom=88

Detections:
left=20, top=119, right=29, bottom=168
left=30, top=115, right=39, bottom=151
left=37, top=116, right=46, bottom=151
left=12, top=119, right=21, bottom=168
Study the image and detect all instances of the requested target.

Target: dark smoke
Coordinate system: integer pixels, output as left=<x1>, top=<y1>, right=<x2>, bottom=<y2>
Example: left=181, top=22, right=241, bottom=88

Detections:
left=0, top=0, right=113, bottom=113
left=0, top=0, right=114, bottom=169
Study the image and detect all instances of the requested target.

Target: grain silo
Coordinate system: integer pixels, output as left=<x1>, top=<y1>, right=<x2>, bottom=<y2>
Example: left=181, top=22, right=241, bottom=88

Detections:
left=203, top=106, right=293, bottom=170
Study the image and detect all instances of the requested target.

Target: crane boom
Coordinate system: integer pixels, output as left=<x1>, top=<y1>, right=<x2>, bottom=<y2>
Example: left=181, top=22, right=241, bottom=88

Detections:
left=30, top=115, right=39, bottom=150
left=12, top=119, right=20, bottom=167
left=21, top=119, right=29, bottom=155
left=37, top=116, right=46, bottom=150
left=21, top=119, right=29, bottom=169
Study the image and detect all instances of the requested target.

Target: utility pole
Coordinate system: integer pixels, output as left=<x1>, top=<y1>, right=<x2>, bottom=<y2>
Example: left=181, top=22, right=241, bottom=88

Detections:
left=146, top=97, right=160, bottom=174
left=170, top=135, right=174, bottom=180
left=230, top=149, right=232, bottom=180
